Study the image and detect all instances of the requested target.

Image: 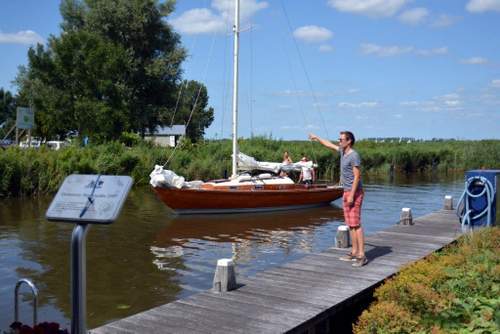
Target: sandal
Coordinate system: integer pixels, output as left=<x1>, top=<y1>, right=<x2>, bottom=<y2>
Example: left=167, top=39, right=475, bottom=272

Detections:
left=352, top=256, right=368, bottom=267
left=339, top=253, right=357, bottom=262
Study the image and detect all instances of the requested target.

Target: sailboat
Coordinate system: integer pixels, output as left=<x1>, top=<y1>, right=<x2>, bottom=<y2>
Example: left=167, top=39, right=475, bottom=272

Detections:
left=151, top=0, right=343, bottom=214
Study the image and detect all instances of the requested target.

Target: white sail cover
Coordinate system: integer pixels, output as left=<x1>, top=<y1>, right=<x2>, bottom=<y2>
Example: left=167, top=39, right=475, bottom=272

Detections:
left=237, top=152, right=316, bottom=174
left=150, top=165, right=185, bottom=188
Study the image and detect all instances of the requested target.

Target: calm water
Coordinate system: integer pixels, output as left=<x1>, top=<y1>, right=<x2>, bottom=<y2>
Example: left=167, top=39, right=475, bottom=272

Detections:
left=0, top=173, right=465, bottom=330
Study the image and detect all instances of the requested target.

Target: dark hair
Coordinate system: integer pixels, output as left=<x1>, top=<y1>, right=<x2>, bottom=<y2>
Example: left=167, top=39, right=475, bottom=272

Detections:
left=340, top=131, right=355, bottom=146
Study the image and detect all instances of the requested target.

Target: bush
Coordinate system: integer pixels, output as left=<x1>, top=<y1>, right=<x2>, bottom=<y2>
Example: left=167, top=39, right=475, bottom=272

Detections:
left=119, top=131, right=142, bottom=147
left=354, top=227, right=500, bottom=334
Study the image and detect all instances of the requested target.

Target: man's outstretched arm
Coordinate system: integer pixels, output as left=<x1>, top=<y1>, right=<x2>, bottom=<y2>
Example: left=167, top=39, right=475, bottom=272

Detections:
left=309, top=133, right=339, bottom=151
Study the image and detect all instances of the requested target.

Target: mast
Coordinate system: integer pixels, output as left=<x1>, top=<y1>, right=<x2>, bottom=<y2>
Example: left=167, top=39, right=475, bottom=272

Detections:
left=231, top=0, right=240, bottom=178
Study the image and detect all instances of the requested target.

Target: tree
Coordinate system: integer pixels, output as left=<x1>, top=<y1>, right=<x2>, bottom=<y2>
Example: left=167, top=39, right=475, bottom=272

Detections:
left=15, top=0, right=190, bottom=141
left=171, top=80, right=214, bottom=142
left=0, top=88, right=16, bottom=135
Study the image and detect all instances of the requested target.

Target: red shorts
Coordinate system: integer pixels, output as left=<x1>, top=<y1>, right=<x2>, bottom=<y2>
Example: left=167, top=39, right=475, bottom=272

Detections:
left=343, top=189, right=364, bottom=228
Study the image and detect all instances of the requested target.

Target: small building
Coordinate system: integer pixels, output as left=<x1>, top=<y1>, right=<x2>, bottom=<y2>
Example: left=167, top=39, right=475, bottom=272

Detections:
left=144, top=125, right=186, bottom=147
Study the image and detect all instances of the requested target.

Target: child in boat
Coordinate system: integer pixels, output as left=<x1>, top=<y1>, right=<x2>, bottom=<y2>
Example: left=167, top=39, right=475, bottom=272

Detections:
left=280, top=151, right=293, bottom=177
left=298, top=155, right=315, bottom=185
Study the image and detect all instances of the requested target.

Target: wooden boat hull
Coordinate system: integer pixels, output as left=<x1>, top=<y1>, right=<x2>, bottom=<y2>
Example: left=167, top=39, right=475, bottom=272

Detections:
left=152, top=184, right=344, bottom=214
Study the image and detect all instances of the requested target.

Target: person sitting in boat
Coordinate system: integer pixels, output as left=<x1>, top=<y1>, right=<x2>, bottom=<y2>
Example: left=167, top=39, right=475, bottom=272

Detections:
left=298, top=155, right=315, bottom=185
left=280, top=151, right=293, bottom=177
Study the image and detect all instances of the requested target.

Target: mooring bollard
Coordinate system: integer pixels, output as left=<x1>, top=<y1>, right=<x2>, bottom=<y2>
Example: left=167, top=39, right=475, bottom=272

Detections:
left=335, top=225, right=350, bottom=248
left=213, top=258, right=237, bottom=293
left=400, top=208, right=413, bottom=225
left=444, top=195, right=453, bottom=210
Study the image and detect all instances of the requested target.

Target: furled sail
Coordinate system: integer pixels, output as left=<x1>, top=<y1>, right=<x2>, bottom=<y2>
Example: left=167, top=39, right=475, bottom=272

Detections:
left=237, top=152, right=316, bottom=174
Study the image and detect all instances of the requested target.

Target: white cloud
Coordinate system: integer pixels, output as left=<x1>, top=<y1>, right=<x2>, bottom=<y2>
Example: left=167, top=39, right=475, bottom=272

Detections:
left=0, top=30, right=44, bottom=45
left=327, top=0, right=409, bottom=17
left=272, top=89, right=337, bottom=97
left=398, top=7, right=429, bottom=25
left=319, top=44, right=334, bottom=52
left=400, top=93, right=465, bottom=112
left=170, top=8, right=225, bottom=34
left=416, top=47, right=448, bottom=56
left=431, top=14, right=461, bottom=28
left=445, top=100, right=461, bottom=107
left=433, top=93, right=463, bottom=111
left=491, top=79, right=500, bottom=88
left=361, top=43, right=447, bottom=57
left=293, top=26, right=333, bottom=43
left=400, top=101, right=420, bottom=106
left=212, top=0, right=269, bottom=23
left=460, top=57, right=489, bottom=65
left=438, top=93, right=460, bottom=100
left=282, top=124, right=319, bottom=130
left=273, top=89, right=308, bottom=97
left=170, top=0, right=268, bottom=35
left=281, top=125, right=301, bottom=130
left=466, top=0, right=500, bottom=13
left=313, top=102, right=330, bottom=108
left=361, top=43, right=413, bottom=57
left=419, top=102, right=442, bottom=112
left=338, top=101, right=379, bottom=108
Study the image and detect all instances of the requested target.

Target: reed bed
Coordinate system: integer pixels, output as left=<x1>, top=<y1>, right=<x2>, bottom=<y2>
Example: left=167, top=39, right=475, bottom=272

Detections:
left=1, top=138, right=498, bottom=196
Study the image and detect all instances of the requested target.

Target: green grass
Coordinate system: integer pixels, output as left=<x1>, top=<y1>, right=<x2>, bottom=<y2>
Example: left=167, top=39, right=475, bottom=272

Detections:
left=1, top=138, right=499, bottom=197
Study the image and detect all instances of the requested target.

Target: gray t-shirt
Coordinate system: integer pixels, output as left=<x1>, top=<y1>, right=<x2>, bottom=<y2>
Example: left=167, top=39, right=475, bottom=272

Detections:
left=340, top=149, right=362, bottom=191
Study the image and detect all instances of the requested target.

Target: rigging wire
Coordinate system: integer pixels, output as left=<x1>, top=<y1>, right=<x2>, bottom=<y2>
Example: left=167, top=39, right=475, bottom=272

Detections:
left=280, top=33, right=319, bottom=164
left=279, top=0, right=330, bottom=140
left=220, top=23, right=231, bottom=138
left=248, top=21, right=254, bottom=138
left=169, top=37, right=199, bottom=127
left=168, top=0, right=209, bottom=128
left=163, top=29, right=219, bottom=167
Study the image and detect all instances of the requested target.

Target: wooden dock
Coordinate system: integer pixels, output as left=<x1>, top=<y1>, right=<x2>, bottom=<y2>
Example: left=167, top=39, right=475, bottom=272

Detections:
left=91, top=209, right=462, bottom=333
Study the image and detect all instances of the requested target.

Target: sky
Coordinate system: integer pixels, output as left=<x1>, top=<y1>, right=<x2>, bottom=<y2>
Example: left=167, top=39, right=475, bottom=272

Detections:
left=1, top=0, right=500, bottom=140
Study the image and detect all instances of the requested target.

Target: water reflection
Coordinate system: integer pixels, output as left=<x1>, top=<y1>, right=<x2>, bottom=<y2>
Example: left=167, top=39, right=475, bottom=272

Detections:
left=155, top=206, right=343, bottom=245
left=151, top=206, right=344, bottom=285
left=0, top=174, right=465, bottom=330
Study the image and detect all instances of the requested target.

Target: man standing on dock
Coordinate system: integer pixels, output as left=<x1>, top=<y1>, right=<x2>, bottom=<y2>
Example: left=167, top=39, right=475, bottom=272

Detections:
left=309, top=131, right=367, bottom=267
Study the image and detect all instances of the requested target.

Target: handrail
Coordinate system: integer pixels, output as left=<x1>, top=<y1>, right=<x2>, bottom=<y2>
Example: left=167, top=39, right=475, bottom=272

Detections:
left=14, top=278, right=39, bottom=327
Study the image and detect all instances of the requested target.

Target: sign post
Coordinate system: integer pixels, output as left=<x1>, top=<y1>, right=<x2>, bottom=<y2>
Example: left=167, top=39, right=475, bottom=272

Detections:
left=46, top=175, right=132, bottom=334
left=15, top=107, right=35, bottom=145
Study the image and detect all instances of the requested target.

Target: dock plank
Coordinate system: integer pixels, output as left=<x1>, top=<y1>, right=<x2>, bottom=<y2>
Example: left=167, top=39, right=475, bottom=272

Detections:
left=207, top=289, right=324, bottom=315
left=154, top=301, right=281, bottom=334
left=91, top=210, right=461, bottom=334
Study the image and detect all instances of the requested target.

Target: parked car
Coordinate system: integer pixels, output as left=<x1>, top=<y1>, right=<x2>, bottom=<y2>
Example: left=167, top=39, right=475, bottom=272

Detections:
left=45, top=140, right=67, bottom=150
left=19, top=139, right=42, bottom=149
left=0, top=139, right=13, bottom=148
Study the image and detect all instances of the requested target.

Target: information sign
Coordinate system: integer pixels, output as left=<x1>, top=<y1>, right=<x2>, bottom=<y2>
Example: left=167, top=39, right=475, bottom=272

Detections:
left=16, top=107, right=35, bottom=129
left=46, top=174, right=133, bottom=224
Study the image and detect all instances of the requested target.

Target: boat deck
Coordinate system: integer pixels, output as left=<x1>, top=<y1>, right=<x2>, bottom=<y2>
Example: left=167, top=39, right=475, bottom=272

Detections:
left=91, top=209, right=462, bottom=333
